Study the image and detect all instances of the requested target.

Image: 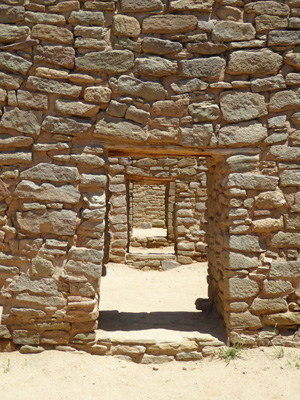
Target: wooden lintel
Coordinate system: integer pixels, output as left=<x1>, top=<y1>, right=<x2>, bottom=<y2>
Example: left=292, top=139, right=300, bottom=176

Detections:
left=127, top=174, right=174, bottom=184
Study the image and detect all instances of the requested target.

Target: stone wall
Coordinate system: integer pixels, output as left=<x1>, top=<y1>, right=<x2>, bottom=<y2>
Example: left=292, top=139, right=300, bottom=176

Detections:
left=0, top=0, right=300, bottom=351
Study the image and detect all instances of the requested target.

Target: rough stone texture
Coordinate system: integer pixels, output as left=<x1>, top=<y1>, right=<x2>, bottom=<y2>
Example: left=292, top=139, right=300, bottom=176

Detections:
left=75, top=50, right=134, bottom=73
left=226, top=49, right=282, bottom=75
left=1, top=107, right=40, bottom=135
left=32, top=24, right=73, bottom=44
left=35, top=46, right=75, bottom=69
left=212, top=22, right=256, bottom=42
left=117, top=75, right=166, bottom=101
left=179, top=57, right=226, bottom=80
left=218, top=121, right=267, bottom=146
left=142, top=15, right=198, bottom=34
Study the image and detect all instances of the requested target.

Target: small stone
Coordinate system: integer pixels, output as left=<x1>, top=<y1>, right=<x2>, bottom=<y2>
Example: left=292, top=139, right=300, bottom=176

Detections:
left=218, top=121, right=267, bottom=146
left=75, top=50, right=134, bottom=74
left=42, top=116, right=92, bottom=135
left=0, top=51, right=32, bottom=75
left=142, top=37, right=182, bottom=55
left=112, top=14, right=140, bottom=38
left=68, top=10, right=104, bottom=26
left=179, top=57, right=225, bottom=80
left=27, top=77, right=81, bottom=98
left=25, top=11, right=65, bottom=25
left=142, top=14, right=198, bottom=34
left=94, top=117, right=147, bottom=142
left=0, top=24, right=30, bottom=43
left=1, top=107, right=40, bottom=135
left=84, top=86, right=112, bottom=103
left=134, top=56, right=177, bottom=77
left=55, top=99, right=100, bottom=117
left=117, top=75, right=166, bottom=101
left=121, top=0, right=163, bottom=13
left=32, top=24, right=73, bottom=44
left=212, top=21, right=256, bottom=42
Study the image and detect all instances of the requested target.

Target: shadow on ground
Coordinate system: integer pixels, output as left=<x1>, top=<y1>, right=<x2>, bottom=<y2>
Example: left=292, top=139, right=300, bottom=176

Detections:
left=98, top=309, right=227, bottom=342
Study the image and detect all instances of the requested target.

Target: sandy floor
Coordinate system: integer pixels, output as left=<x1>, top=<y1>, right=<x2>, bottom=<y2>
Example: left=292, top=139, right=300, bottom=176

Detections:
left=0, top=262, right=300, bottom=399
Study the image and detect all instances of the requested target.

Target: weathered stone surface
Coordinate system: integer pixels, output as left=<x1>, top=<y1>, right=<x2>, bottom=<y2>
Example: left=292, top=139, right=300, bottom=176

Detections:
left=268, top=30, right=300, bottom=46
left=227, top=49, right=282, bottom=75
left=212, top=22, right=256, bottom=42
left=134, top=56, right=177, bottom=77
left=172, top=79, right=207, bottom=95
left=0, top=5, right=24, bottom=23
left=75, top=50, right=134, bottom=73
left=84, top=86, right=112, bottom=103
left=0, top=24, right=29, bottom=43
left=252, top=218, right=283, bottom=233
left=112, top=15, right=140, bottom=38
left=0, top=152, right=32, bottom=165
left=225, top=173, right=278, bottom=190
left=218, top=121, right=267, bottom=146
left=17, top=90, right=48, bottom=111
left=170, top=0, right=213, bottom=12
left=262, top=280, right=294, bottom=297
left=0, top=71, right=22, bottom=90
left=25, top=11, right=65, bottom=25
left=75, top=38, right=106, bottom=50
left=68, top=10, right=104, bottom=26
left=10, top=274, right=58, bottom=294
left=228, top=277, right=260, bottom=299
left=270, top=232, right=300, bottom=248
left=152, top=100, right=185, bottom=117
left=16, top=210, right=77, bottom=235
left=188, top=103, right=220, bottom=123
left=142, top=14, right=198, bottom=34
left=66, top=260, right=101, bottom=280
left=81, top=174, right=107, bottom=187
left=270, top=261, right=300, bottom=278
left=42, top=116, right=92, bottom=135
left=14, top=180, right=81, bottom=204
left=255, top=191, right=286, bottom=209
left=245, top=1, right=290, bottom=17
left=126, top=106, right=149, bottom=124
left=27, top=77, right=81, bottom=98
left=285, top=47, right=300, bottom=70
left=251, top=75, right=286, bottom=92
left=142, top=37, right=182, bottom=55
left=179, top=57, right=225, bottom=80
left=35, top=46, right=75, bottom=69
left=0, top=179, right=9, bottom=201
left=229, top=311, right=262, bottom=329
left=0, top=265, right=19, bottom=278
left=280, top=170, right=300, bottom=186
left=263, top=312, right=300, bottom=326
left=269, top=90, right=300, bottom=112
left=0, top=136, right=33, bottom=148
left=32, top=257, right=55, bottom=277
left=117, top=75, right=166, bottom=101
left=1, top=107, right=40, bottom=135
left=223, top=251, right=258, bottom=270
left=179, top=124, right=213, bottom=147
left=285, top=214, right=300, bottom=231
left=220, top=91, right=267, bottom=123
left=94, top=117, right=147, bottom=142
left=48, top=1, right=80, bottom=12
left=20, top=163, right=79, bottom=183
left=32, top=24, right=73, bottom=44
left=55, top=99, right=99, bottom=117
left=250, top=298, right=287, bottom=314
left=0, top=52, right=32, bottom=75
left=255, top=15, right=288, bottom=32
left=224, top=235, right=261, bottom=252
left=13, top=330, right=39, bottom=346
left=121, top=0, right=163, bottom=13
left=74, top=26, right=105, bottom=39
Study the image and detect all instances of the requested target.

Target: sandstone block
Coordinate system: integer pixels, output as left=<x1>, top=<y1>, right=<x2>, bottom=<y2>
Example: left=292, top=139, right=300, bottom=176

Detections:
left=14, top=180, right=81, bottom=204
left=27, top=77, right=81, bottom=98
left=48, top=1, right=80, bottom=12
left=285, top=214, right=300, bottom=231
left=84, top=86, right=112, bottom=104
left=32, top=24, right=73, bottom=45
left=142, top=37, right=182, bottom=55
left=134, top=56, right=177, bottom=77
left=25, top=11, right=65, bottom=24
left=15, top=293, right=66, bottom=308
left=0, top=5, right=24, bottom=23
left=41, top=331, right=70, bottom=345
left=219, top=121, right=267, bottom=147
left=229, top=311, right=262, bottom=329
left=117, top=75, right=166, bottom=101
left=80, top=174, right=107, bottom=187
left=228, top=277, right=260, bottom=299
left=256, top=15, right=288, bottom=32
left=152, top=100, right=185, bottom=117
left=179, top=124, right=213, bottom=147
left=224, top=234, right=261, bottom=252
left=13, top=330, right=39, bottom=346
left=220, top=91, right=267, bottom=123
left=68, top=10, right=104, bottom=25
left=262, top=280, right=294, bottom=297
left=280, top=170, right=300, bottom=186
left=269, top=90, right=300, bottom=112
left=187, top=42, right=227, bottom=55
left=75, top=38, right=106, bottom=50
left=42, top=116, right=92, bottom=135
left=121, top=0, right=163, bottom=12
left=171, top=78, right=208, bottom=94
left=66, top=260, right=101, bottom=280
left=94, top=117, right=147, bottom=142
left=0, top=265, right=19, bottom=278
left=268, top=145, right=300, bottom=161
left=169, top=0, right=213, bottom=12
left=225, top=173, right=278, bottom=190
left=16, top=210, right=77, bottom=235
left=0, top=152, right=31, bottom=165
left=250, top=298, right=287, bottom=314
left=20, top=163, right=79, bottom=183
left=188, top=103, right=220, bottom=123
left=0, top=179, right=9, bottom=201
left=55, top=99, right=99, bottom=118
left=74, top=26, right=105, bottom=39
left=222, top=251, right=258, bottom=270
left=34, top=45, right=75, bottom=69
left=69, top=247, right=103, bottom=263
left=251, top=75, right=286, bottom=92
left=263, top=312, right=300, bottom=326
left=285, top=47, right=300, bottom=70
left=0, top=24, right=29, bottom=43
left=268, top=30, right=300, bottom=46
left=0, top=52, right=31, bottom=75
left=270, top=232, right=300, bottom=248
left=0, top=72, right=23, bottom=90
left=227, top=49, right=282, bottom=75
left=245, top=1, right=289, bottom=16
left=255, top=191, right=286, bottom=209
left=11, top=275, right=58, bottom=296
left=1, top=107, right=40, bottom=135
left=112, top=14, right=140, bottom=38
left=142, top=14, right=198, bottom=34
left=270, top=260, right=300, bottom=278
left=212, top=21, right=255, bottom=42
left=17, top=90, right=48, bottom=111
left=252, top=218, right=283, bottom=233
left=75, top=50, right=134, bottom=73
left=125, top=106, right=149, bottom=124
left=179, top=57, right=225, bottom=80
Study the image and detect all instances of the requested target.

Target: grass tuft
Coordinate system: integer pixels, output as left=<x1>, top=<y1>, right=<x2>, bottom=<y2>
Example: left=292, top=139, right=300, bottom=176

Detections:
left=219, top=342, right=243, bottom=363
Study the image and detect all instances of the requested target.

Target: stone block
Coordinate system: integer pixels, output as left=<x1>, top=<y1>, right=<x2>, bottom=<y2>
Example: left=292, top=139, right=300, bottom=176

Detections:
left=269, top=90, right=300, bottom=112
left=0, top=51, right=32, bottom=75
left=142, top=14, right=198, bottom=34
left=227, top=49, right=282, bottom=75
left=224, top=173, right=278, bottom=190
left=66, top=260, right=101, bottom=280
left=0, top=5, right=25, bottom=23
left=12, top=330, right=39, bottom=345
left=219, top=121, right=267, bottom=146
left=169, top=0, right=213, bottom=12
left=142, top=37, right=182, bottom=55
left=262, top=280, right=294, bottom=297
left=280, top=170, right=300, bottom=186
left=1, top=107, right=40, bottom=135
left=188, top=103, right=220, bottom=123
left=228, top=277, right=260, bottom=299
left=245, top=1, right=289, bottom=17
left=55, top=99, right=99, bottom=118
left=84, top=86, right=112, bottom=104
left=220, top=91, right=267, bottom=123
left=25, top=11, right=65, bottom=25
left=171, top=78, right=208, bottom=94
left=42, top=115, right=92, bottom=135
left=179, top=57, right=225, bottom=80
left=75, top=50, right=134, bottom=73
left=0, top=72, right=23, bottom=90
left=17, top=90, right=48, bottom=111
left=27, top=77, right=81, bottom=98
left=263, top=312, right=300, bottom=326
left=252, top=218, right=283, bottom=233
left=212, top=21, right=255, bottom=42
left=117, top=75, right=166, bottom=101
left=268, top=30, right=300, bottom=46
left=94, top=117, right=147, bottom=142
left=32, top=24, right=73, bottom=44
left=20, top=163, right=79, bottom=183
left=270, top=232, right=300, bottom=248
left=68, top=10, right=104, bottom=26
left=269, top=260, right=300, bottom=278
left=35, top=45, right=75, bottom=69
left=228, top=311, right=262, bottom=329
left=134, top=56, right=177, bottom=77
left=121, top=0, right=163, bottom=13
left=32, top=257, right=55, bottom=277
left=250, top=298, right=288, bottom=314
left=0, top=24, right=29, bottom=44
left=222, top=251, right=258, bottom=270
left=224, top=234, right=261, bottom=252
left=112, top=14, right=140, bottom=38
left=254, top=191, right=286, bottom=209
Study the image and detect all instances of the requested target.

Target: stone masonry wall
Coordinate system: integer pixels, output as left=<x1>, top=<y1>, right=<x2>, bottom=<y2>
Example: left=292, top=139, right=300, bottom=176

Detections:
left=0, top=0, right=300, bottom=351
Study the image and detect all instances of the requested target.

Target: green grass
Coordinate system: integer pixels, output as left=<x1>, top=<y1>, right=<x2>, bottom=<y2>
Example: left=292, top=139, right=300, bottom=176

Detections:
left=4, top=359, right=10, bottom=373
left=274, top=347, right=284, bottom=359
left=219, top=343, right=243, bottom=363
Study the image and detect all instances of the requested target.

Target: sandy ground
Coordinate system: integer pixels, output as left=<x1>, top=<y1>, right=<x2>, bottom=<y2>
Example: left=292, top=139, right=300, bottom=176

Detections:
left=0, top=262, right=300, bottom=400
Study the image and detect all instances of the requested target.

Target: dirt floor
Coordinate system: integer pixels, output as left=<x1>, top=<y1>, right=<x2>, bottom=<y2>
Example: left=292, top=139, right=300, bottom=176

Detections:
left=0, top=262, right=299, bottom=399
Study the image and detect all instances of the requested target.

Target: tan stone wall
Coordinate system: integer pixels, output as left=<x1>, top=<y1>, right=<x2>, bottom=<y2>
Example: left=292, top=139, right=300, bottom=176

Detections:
left=0, top=0, right=299, bottom=350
